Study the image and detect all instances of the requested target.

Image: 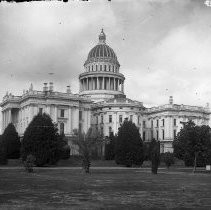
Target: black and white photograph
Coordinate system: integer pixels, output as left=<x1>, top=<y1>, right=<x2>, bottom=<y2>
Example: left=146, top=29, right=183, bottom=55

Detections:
left=0, top=0, right=211, bottom=209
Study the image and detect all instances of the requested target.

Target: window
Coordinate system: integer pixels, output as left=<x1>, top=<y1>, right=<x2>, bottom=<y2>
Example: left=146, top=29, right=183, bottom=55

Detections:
left=100, top=65, right=102, bottom=71
left=162, top=129, right=165, bottom=140
left=157, top=119, right=159, bottom=127
left=109, top=115, right=112, bottom=123
left=79, top=111, right=82, bottom=121
left=138, top=116, right=140, bottom=124
left=88, top=66, right=90, bottom=72
left=96, top=65, right=98, bottom=71
left=60, top=109, right=64, bottom=118
left=92, top=65, right=93, bottom=71
left=156, top=130, right=159, bottom=140
left=104, top=65, right=107, bottom=71
left=101, top=115, right=103, bottom=123
left=39, top=108, right=43, bottom=114
left=101, top=127, right=104, bottom=135
left=151, top=120, right=153, bottom=128
left=109, top=65, right=111, bottom=71
left=119, top=115, right=123, bottom=123
left=130, top=115, right=133, bottom=122
left=60, top=122, right=64, bottom=135
left=162, top=119, right=165, bottom=126
left=151, top=130, right=153, bottom=139
left=174, top=119, right=177, bottom=126
left=174, top=130, right=177, bottom=139
left=96, top=116, right=98, bottom=124
left=143, top=121, right=146, bottom=128
left=143, top=131, right=146, bottom=141
left=112, top=66, right=114, bottom=72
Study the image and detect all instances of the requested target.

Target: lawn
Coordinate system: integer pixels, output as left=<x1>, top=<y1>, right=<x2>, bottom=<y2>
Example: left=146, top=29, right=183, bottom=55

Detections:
left=0, top=167, right=210, bottom=209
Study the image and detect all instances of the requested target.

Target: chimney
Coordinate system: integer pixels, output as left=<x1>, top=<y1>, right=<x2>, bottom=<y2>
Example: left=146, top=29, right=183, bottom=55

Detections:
left=66, top=85, right=71, bottom=94
left=43, top=83, right=48, bottom=92
left=49, top=82, right=54, bottom=92
left=169, top=96, right=173, bottom=105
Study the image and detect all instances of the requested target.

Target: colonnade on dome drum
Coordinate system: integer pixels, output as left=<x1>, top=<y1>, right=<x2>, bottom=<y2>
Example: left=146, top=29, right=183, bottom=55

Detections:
left=79, top=76, right=124, bottom=93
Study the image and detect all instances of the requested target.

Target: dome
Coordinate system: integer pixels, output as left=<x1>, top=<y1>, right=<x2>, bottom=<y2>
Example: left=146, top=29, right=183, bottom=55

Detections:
left=84, top=29, right=119, bottom=66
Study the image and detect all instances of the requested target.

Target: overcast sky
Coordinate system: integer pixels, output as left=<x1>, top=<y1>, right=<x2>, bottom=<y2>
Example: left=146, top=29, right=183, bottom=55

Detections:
left=0, top=0, right=211, bottom=132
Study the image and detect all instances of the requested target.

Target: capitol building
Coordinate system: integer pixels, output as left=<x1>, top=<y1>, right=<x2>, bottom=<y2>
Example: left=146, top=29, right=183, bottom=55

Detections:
left=1, top=29, right=210, bottom=153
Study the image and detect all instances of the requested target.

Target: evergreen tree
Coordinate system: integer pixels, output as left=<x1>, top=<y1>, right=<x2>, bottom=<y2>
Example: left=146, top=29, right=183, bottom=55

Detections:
left=104, top=132, right=115, bottom=160
left=0, top=135, right=7, bottom=165
left=150, top=138, right=160, bottom=174
left=115, top=120, right=144, bottom=167
left=2, top=123, right=20, bottom=159
left=21, top=113, right=62, bottom=166
left=173, top=121, right=211, bottom=169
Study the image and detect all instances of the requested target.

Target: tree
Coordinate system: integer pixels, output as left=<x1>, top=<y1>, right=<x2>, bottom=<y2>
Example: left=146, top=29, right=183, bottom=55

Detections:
left=1, top=123, right=20, bottom=159
left=173, top=121, right=211, bottom=171
left=104, top=133, right=115, bottom=160
left=73, top=127, right=103, bottom=173
left=161, top=152, right=174, bottom=169
left=57, top=134, right=70, bottom=160
left=21, top=113, right=62, bottom=166
left=0, top=135, right=7, bottom=165
left=115, top=120, right=144, bottom=167
left=150, top=138, right=160, bottom=174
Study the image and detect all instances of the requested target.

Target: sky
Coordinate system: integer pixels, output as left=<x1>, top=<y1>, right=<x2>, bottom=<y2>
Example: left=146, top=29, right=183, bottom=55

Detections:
left=0, top=0, right=211, bottom=132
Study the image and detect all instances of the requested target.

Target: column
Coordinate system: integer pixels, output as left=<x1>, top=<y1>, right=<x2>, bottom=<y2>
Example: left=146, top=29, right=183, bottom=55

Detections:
left=86, top=78, right=88, bottom=90
left=114, top=78, right=116, bottom=91
left=68, top=107, right=72, bottom=134
left=102, top=77, right=105, bottom=90
left=8, top=109, right=11, bottom=124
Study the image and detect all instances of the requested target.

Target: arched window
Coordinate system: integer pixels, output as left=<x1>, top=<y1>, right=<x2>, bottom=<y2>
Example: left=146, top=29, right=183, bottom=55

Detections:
left=104, top=65, right=107, bottom=71
left=96, top=65, right=98, bottom=71
left=112, top=66, right=114, bottom=72
left=109, top=65, right=111, bottom=71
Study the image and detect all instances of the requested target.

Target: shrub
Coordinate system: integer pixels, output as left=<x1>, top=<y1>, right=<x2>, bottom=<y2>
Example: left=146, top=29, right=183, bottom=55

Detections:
left=161, top=152, right=175, bottom=169
left=24, top=154, right=36, bottom=173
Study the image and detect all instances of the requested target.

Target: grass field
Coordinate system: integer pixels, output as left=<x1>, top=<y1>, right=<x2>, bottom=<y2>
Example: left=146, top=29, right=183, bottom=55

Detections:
left=0, top=167, right=211, bottom=209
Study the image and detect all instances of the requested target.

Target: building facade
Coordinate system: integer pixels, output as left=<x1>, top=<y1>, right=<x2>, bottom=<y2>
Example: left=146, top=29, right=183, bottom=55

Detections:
left=1, top=29, right=210, bottom=153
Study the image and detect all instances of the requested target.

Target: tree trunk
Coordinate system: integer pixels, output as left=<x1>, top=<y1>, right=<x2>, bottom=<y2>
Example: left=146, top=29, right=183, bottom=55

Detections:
left=193, top=152, right=197, bottom=173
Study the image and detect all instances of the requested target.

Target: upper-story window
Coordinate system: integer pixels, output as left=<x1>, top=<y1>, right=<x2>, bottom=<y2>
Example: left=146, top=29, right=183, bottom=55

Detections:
left=156, top=119, right=159, bottom=127
left=109, top=115, right=112, bottom=123
left=92, top=65, right=93, bottom=71
left=60, top=122, right=64, bottom=135
left=88, top=66, right=90, bottom=72
left=109, top=126, right=112, bottom=136
left=60, top=109, right=64, bottom=118
left=100, top=65, right=102, bottom=71
left=109, top=65, right=111, bottom=71
left=96, top=116, right=98, bottom=124
left=156, top=130, right=159, bottom=140
left=101, top=115, right=103, bottom=123
left=104, top=65, right=107, bottom=71
left=162, top=129, right=165, bottom=140
left=162, top=119, right=165, bottom=126
left=112, top=66, right=114, bottom=72
left=96, top=65, right=98, bottom=71
left=79, top=111, right=82, bottom=121
left=174, top=119, right=177, bottom=126
left=151, top=120, right=153, bottom=128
